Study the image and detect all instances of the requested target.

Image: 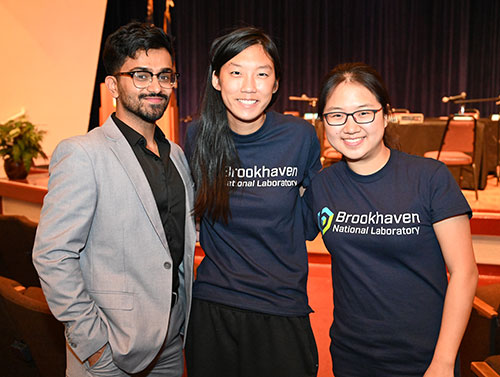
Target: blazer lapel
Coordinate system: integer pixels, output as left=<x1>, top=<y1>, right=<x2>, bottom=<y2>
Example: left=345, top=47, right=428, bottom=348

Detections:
left=101, top=117, right=168, bottom=250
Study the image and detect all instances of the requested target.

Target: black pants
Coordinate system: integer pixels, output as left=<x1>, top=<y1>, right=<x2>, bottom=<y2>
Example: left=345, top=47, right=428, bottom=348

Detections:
left=186, top=299, right=318, bottom=377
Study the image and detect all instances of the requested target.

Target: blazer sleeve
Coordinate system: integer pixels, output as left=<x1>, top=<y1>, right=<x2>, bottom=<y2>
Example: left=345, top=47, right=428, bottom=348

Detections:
left=33, top=137, right=108, bottom=362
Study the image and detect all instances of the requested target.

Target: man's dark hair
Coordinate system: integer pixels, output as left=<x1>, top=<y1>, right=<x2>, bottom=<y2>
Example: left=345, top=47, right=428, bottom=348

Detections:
left=103, top=21, right=174, bottom=75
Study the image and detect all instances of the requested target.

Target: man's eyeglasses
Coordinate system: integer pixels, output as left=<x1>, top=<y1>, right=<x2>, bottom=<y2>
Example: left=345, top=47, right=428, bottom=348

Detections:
left=116, top=70, right=180, bottom=89
left=323, top=107, right=383, bottom=126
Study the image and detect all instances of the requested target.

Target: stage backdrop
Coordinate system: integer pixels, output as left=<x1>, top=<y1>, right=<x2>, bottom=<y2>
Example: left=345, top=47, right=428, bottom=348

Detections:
left=171, top=0, right=500, bottom=146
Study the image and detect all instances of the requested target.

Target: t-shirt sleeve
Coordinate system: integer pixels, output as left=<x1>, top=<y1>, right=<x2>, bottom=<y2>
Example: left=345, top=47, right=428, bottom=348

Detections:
left=429, top=162, right=472, bottom=223
left=302, top=181, right=320, bottom=241
left=301, top=127, right=322, bottom=188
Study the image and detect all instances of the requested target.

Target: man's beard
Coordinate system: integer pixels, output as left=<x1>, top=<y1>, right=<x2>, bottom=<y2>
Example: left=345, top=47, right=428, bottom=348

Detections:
left=123, top=92, right=170, bottom=123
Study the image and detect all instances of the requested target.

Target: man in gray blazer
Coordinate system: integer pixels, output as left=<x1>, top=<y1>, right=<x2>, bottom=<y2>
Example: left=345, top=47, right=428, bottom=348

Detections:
left=33, top=22, right=195, bottom=376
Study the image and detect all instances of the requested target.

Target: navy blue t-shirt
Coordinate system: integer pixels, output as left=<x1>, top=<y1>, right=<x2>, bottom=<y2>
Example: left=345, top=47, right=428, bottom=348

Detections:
left=303, top=149, right=471, bottom=374
left=185, top=111, right=322, bottom=316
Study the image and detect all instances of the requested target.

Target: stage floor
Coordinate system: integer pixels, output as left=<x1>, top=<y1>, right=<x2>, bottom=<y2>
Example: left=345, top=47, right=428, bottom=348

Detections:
left=463, top=175, right=500, bottom=213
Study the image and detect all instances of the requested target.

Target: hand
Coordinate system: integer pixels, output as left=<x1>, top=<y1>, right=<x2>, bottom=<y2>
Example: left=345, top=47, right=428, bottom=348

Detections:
left=423, top=360, right=455, bottom=377
left=87, top=344, right=107, bottom=367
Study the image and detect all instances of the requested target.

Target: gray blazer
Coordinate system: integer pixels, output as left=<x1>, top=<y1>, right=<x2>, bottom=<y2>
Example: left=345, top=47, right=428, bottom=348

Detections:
left=33, top=117, right=196, bottom=373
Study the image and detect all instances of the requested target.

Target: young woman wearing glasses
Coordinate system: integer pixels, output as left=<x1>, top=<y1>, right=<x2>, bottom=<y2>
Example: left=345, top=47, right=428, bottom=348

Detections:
left=304, top=62, right=478, bottom=377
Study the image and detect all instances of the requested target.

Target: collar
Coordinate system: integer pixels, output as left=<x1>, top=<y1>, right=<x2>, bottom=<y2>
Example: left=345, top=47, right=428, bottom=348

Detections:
left=112, top=113, right=168, bottom=146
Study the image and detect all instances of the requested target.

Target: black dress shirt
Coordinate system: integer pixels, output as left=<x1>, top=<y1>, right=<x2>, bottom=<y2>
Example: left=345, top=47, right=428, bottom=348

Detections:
left=112, top=114, right=185, bottom=295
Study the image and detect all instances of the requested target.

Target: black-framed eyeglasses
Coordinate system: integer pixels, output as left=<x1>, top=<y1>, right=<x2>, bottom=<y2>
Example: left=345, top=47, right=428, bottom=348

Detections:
left=116, top=70, right=180, bottom=89
left=323, top=107, right=383, bottom=126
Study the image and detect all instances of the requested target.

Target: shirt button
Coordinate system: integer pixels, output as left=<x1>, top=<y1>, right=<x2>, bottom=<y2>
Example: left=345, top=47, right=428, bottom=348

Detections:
left=163, top=262, right=172, bottom=269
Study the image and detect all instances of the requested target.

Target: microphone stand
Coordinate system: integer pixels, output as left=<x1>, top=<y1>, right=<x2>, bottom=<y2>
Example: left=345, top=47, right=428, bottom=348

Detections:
left=497, top=102, right=500, bottom=185
left=453, top=96, right=500, bottom=185
left=288, top=94, right=318, bottom=108
left=453, top=96, right=500, bottom=114
left=289, top=94, right=318, bottom=124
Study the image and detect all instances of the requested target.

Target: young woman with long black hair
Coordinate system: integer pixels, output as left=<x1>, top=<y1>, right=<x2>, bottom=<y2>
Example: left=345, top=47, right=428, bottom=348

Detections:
left=184, top=27, right=321, bottom=377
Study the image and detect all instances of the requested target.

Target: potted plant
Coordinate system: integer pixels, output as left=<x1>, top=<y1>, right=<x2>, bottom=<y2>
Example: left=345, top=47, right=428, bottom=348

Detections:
left=0, top=116, right=47, bottom=180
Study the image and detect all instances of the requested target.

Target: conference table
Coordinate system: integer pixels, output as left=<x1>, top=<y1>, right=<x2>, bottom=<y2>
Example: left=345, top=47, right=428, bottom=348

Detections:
left=390, top=117, right=499, bottom=190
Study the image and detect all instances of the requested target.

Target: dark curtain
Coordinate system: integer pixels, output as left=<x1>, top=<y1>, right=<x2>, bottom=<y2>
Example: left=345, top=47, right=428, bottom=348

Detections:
left=171, top=0, right=500, bottom=146
left=467, top=0, right=500, bottom=111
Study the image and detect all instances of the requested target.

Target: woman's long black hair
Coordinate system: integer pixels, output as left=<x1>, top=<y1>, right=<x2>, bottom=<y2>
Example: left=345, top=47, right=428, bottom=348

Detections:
left=190, top=27, right=281, bottom=223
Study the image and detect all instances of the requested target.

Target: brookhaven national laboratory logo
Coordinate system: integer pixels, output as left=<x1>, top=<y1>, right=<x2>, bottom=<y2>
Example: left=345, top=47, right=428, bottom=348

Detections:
left=225, top=165, right=298, bottom=188
left=317, top=206, right=422, bottom=236
left=318, top=207, right=334, bottom=235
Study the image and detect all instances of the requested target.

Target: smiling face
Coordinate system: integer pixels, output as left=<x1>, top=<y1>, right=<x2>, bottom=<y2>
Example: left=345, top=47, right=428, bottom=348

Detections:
left=106, top=48, right=173, bottom=127
left=212, top=44, right=279, bottom=135
left=323, top=81, right=390, bottom=175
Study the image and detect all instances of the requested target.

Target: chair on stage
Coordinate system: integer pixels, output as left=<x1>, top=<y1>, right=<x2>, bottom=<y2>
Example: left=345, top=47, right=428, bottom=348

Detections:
left=0, top=215, right=40, bottom=288
left=0, top=276, right=65, bottom=377
left=424, top=115, right=479, bottom=200
left=460, top=284, right=500, bottom=377
left=314, top=118, right=342, bottom=168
